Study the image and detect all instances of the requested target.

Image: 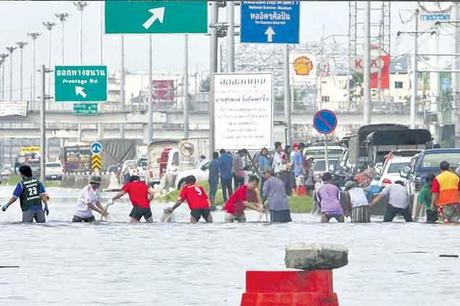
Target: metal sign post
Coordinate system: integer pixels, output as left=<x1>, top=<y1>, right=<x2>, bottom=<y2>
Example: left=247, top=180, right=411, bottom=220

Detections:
left=313, top=109, right=338, bottom=174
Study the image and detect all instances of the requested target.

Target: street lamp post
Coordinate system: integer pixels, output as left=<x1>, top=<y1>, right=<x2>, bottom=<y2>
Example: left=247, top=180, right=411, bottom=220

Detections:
left=0, top=59, right=4, bottom=101
left=73, top=2, right=88, bottom=65
left=120, top=35, right=126, bottom=138
left=55, top=13, right=69, bottom=65
left=183, top=35, right=190, bottom=139
left=16, top=41, right=28, bottom=102
left=27, top=32, right=41, bottom=102
left=0, top=53, right=8, bottom=100
left=42, top=21, right=56, bottom=100
left=6, top=46, right=17, bottom=101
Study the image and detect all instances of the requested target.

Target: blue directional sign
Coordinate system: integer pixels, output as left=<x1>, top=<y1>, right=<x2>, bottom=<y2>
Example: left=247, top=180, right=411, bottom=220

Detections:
left=313, top=109, right=337, bottom=134
left=240, top=1, right=300, bottom=44
left=90, top=141, right=103, bottom=155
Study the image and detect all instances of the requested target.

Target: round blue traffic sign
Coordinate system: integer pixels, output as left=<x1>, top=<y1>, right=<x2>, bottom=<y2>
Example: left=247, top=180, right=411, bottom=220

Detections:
left=313, top=109, right=337, bottom=134
left=90, top=141, right=103, bottom=154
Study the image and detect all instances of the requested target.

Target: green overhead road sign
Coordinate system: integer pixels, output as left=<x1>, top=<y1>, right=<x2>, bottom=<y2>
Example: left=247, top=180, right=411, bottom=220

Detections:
left=73, top=103, right=98, bottom=115
left=55, top=66, right=107, bottom=102
left=105, top=0, right=207, bottom=34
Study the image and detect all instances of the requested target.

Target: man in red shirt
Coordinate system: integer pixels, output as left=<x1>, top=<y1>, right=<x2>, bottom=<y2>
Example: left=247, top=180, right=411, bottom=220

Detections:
left=224, top=175, right=262, bottom=223
left=166, top=175, right=213, bottom=223
left=112, top=175, right=154, bottom=223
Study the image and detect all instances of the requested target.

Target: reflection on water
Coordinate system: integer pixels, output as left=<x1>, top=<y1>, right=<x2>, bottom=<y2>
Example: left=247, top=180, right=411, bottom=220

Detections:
left=0, top=187, right=459, bottom=306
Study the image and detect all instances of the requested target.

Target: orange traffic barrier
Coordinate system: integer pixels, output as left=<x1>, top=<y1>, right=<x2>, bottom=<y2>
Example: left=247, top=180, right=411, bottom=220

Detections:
left=241, top=270, right=338, bottom=306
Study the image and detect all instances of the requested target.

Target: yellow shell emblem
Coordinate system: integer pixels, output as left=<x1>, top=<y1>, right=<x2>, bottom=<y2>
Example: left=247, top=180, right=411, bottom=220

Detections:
left=293, top=56, right=314, bottom=76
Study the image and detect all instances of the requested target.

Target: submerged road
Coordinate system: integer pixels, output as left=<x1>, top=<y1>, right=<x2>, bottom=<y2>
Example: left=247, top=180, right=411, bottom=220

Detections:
left=0, top=187, right=458, bottom=306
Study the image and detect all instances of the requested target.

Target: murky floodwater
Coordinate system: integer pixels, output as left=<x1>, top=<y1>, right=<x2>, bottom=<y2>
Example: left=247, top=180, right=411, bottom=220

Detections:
left=0, top=186, right=459, bottom=306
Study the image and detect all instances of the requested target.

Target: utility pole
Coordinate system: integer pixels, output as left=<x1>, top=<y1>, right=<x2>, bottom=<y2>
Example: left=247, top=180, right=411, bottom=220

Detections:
left=0, top=53, right=8, bottom=100
left=209, top=1, right=219, bottom=157
left=363, top=1, right=371, bottom=125
left=283, top=45, right=292, bottom=145
left=226, top=0, right=235, bottom=72
left=100, top=2, right=104, bottom=64
left=147, top=35, right=153, bottom=144
left=42, top=21, right=56, bottom=101
left=0, top=59, right=4, bottom=101
left=73, top=2, right=88, bottom=65
left=40, top=65, right=51, bottom=181
left=455, top=2, right=460, bottom=141
left=120, top=35, right=126, bottom=138
left=98, top=3, right=104, bottom=140
left=55, top=13, right=69, bottom=65
left=27, top=32, right=40, bottom=102
left=6, top=46, right=17, bottom=101
left=410, top=9, right=419, bottom=129
left=16, top=42, right=27, bottom=102
left=184, top=35, right=190, bottom=139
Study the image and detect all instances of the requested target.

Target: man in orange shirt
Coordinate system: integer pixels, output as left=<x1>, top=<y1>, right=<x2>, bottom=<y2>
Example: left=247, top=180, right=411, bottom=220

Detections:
left=431, top=161, right=460, bottom=223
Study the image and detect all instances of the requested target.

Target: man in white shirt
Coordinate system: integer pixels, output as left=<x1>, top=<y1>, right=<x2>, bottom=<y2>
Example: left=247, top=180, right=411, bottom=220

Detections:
left=72, top=175, right=108, bottom=222
left=370, top=180, right=412, bottom=222
left=272, top=142, right=285, bottom=175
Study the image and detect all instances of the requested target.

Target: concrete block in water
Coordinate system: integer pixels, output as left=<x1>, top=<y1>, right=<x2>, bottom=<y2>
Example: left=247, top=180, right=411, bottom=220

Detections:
left=285, top=243, right=348, bottom=270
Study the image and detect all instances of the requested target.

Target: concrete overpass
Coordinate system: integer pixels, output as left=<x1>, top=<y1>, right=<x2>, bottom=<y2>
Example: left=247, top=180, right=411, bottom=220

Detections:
left=0, top=110, right=423, bottom=138
left=0, top=108, right=425, bottom=140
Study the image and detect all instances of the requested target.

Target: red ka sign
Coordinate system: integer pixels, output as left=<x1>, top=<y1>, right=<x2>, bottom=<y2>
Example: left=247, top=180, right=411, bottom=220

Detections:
left=350, top=55, right=390, bottom=89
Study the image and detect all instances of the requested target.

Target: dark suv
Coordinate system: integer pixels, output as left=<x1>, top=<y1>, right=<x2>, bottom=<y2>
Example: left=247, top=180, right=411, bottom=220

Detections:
left=400, top=148, right=460, bottom=195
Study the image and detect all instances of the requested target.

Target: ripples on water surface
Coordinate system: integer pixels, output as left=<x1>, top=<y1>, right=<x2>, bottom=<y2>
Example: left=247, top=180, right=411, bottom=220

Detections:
left=0, top=187, right=459, bottom=306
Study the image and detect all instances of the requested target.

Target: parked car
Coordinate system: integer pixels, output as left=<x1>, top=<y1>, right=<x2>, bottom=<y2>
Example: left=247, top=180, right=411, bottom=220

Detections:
left=1, top=166, right=12, bottom=180
left=175, top=161, right=210, bottom=189
left=313, top=159, right=338, bottom=182
left=378, top=156, right=412, bottom=187
left=45, top=162, right=64, bottom=181
left=400, top=148, right=460, bottom=195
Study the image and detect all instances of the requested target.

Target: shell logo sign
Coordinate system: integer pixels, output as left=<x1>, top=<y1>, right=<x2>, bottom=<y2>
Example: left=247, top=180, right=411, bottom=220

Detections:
left=293, top=55, right=314, bottom=76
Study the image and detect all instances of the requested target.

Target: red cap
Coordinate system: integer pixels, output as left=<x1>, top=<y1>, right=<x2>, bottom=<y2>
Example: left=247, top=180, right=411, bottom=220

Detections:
left=293, top=143, right=299, bottom=149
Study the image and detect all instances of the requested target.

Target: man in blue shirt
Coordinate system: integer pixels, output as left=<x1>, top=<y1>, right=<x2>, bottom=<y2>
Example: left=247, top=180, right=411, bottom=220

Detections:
left=291, top=143, right=305, bottom=196
left=208, top=152, right=220, bottom=210
left=218, top=149, right=233, bottom=202
left=257, top=147, right=272, bottom=200
left=2, top=165, right=49, bottom=223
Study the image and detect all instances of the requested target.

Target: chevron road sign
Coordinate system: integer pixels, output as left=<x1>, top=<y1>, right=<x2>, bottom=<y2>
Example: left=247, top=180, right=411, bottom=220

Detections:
left=91, top=154, right=102, bottom=172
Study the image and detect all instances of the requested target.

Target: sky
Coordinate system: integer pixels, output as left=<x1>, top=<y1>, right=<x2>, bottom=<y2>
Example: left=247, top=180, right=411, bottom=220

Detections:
left=0, top=1, right=453, bottom=100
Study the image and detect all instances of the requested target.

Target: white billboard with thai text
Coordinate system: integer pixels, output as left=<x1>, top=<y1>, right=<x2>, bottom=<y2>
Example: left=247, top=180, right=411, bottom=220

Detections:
left=0, top=101, right=28, bottom=117
left=213, top=73, right=273, bottom=151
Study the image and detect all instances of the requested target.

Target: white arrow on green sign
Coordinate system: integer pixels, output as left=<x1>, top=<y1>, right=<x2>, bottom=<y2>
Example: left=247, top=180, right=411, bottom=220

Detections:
left=105, top=0, right=207, bottom=34
left=55, top=66, right=107, bottom=102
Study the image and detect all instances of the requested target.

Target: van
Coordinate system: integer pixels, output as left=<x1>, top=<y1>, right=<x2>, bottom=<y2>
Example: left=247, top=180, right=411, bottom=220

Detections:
left=400, top=148, right=460, bottom=194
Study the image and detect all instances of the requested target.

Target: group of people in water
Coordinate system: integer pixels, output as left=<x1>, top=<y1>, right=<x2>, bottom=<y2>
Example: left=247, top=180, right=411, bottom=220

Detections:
left=316, top=160, right=460, bottom=224
left=3, top=157, right=459, bottom=224
left=2, top=164, right=291, bottom=224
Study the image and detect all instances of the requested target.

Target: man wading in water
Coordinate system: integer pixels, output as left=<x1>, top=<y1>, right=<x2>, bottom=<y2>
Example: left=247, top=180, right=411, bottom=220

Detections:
left=112, top=175, right=154, bottom=223
left=224, top=175, right=262, bottom=223
left=370, top=180, right=412, bottom=222
left=262, top=169, right=292, bottom=223
left=72, top=175, right=108, bottom=222
left=166, top=175, right=213, bottom=223
left=315, top=172, right=344, bottom=223
left=2, top=165, right=49, bottom=223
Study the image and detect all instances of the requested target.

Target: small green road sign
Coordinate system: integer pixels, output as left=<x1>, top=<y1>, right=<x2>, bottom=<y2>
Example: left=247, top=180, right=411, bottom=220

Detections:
left=73, top=103, right=98, bottom=115
left=105, top=0, right=207, bottom=34
left=55, top=66, right=107, bottom=102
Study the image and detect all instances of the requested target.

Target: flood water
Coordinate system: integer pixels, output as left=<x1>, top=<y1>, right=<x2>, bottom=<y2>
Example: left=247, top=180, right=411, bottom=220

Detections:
left=0, top=186, right=459, bottom=306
